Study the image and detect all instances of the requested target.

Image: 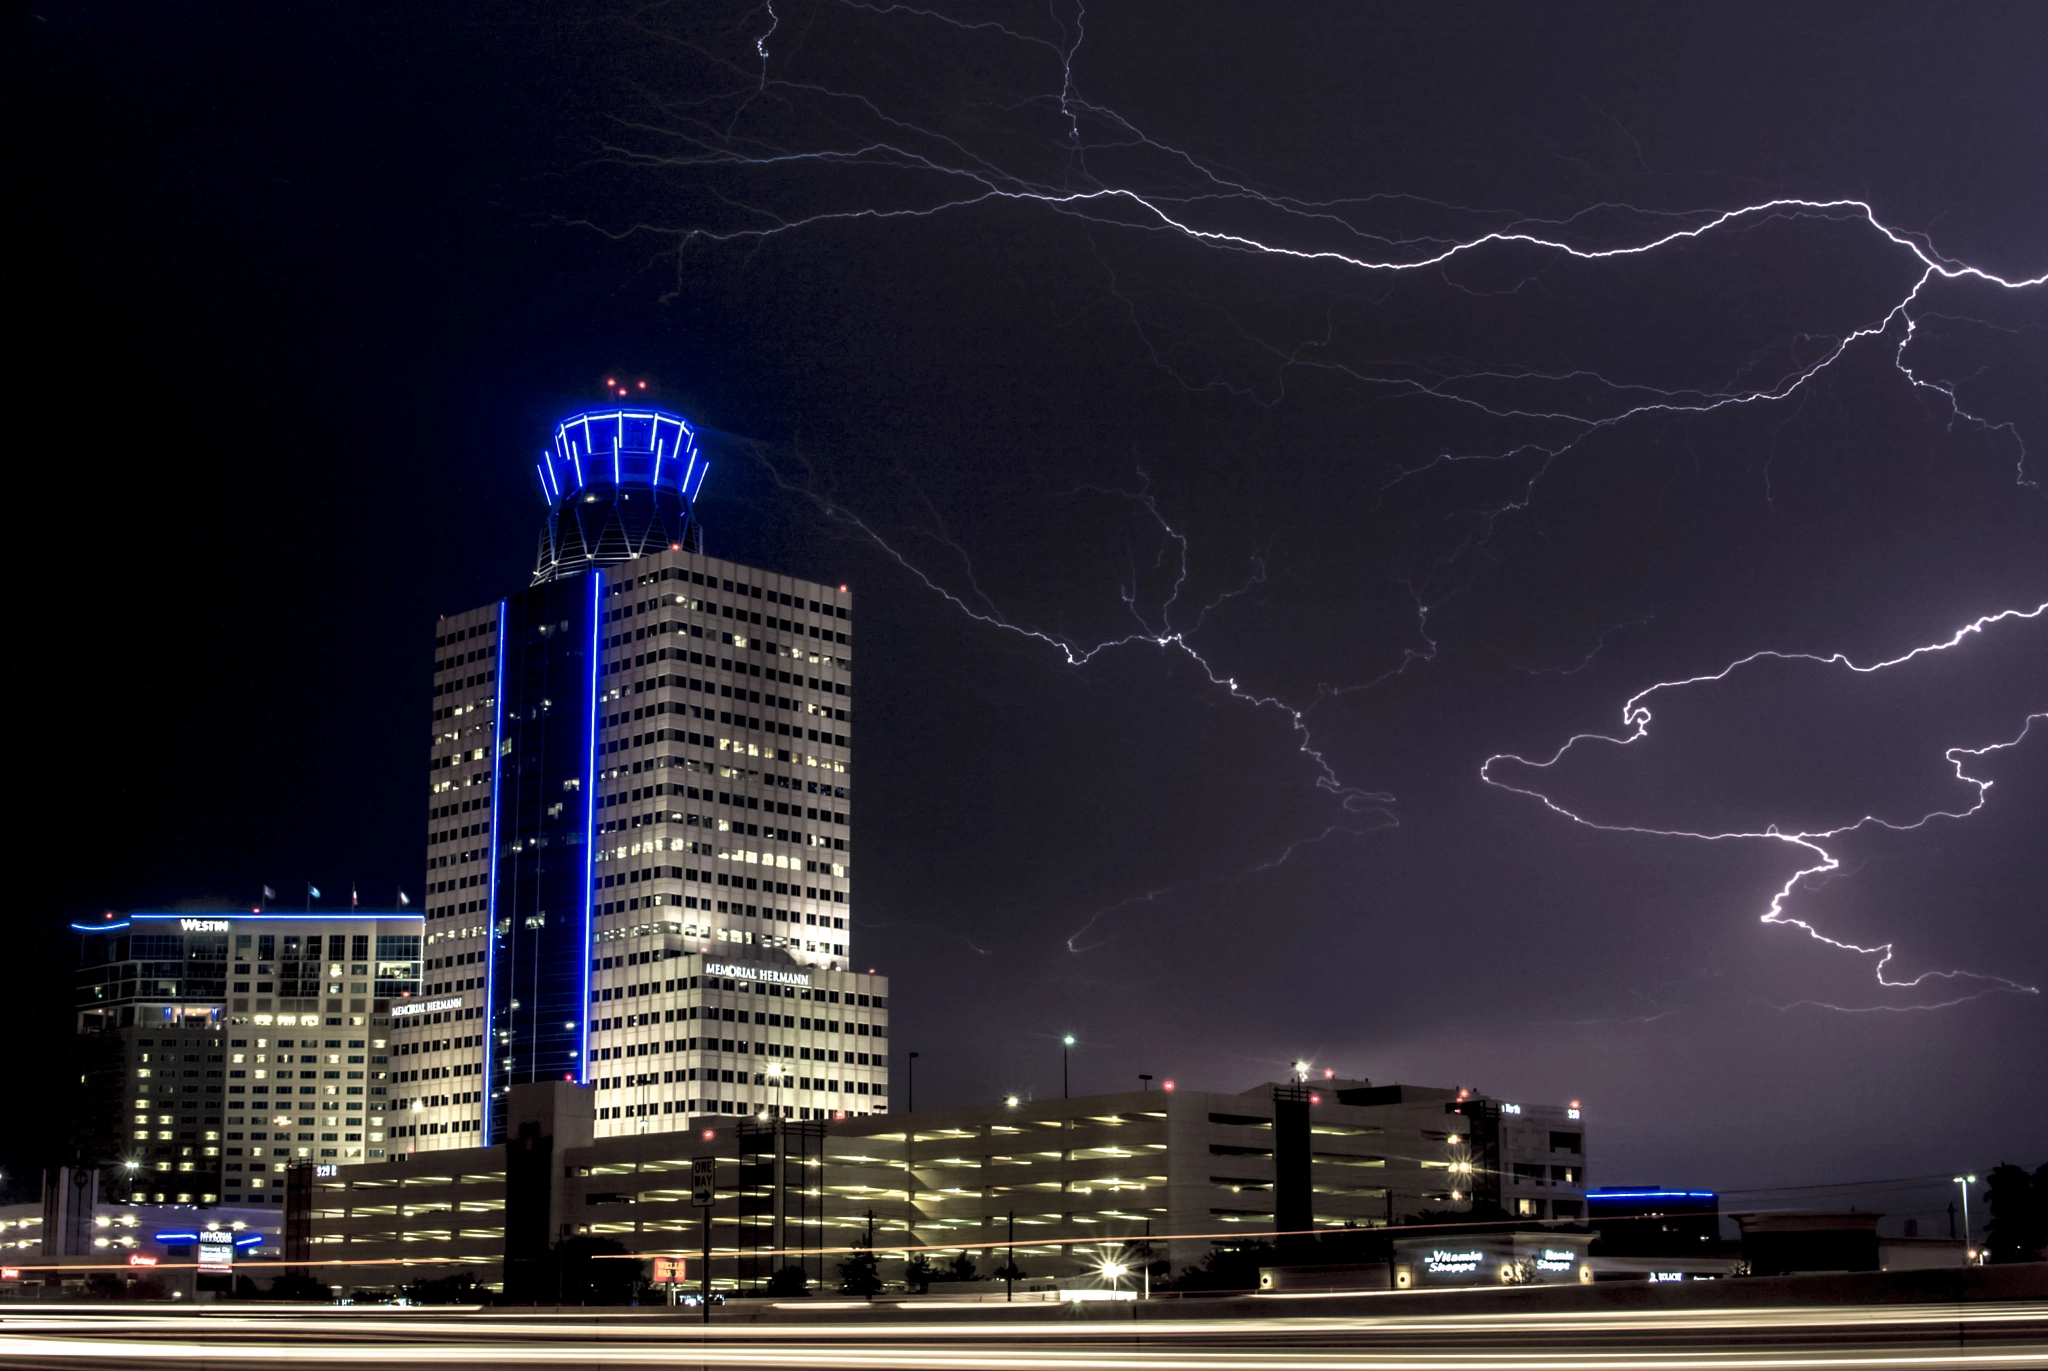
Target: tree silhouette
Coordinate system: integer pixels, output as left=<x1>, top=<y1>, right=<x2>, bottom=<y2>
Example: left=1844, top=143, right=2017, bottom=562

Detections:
left=1982, top=1163, right=2047, bottom=1264
left=838, top=1241, right=881, bottom=1297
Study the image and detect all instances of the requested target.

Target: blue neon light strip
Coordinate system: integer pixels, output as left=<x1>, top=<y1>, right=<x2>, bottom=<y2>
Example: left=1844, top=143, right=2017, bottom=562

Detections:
left=482, top=598, right=507, bottom=1140
left=234, top=1234, right=264, bottom=1248
left=113, top=913, right=415, bottom=924
left=73, top=921, right=132, bottom=932
left=580, top=567, right=601, bottom=1083
left=544, top=409, right=703, bottom=506
left=687, top=460, right=710, bottom=501
left=1587, top=1191, right=1717, bottom=1200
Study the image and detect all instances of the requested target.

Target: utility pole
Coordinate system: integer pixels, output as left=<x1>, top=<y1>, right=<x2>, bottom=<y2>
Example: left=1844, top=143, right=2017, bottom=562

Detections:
left=907, top=1052, right=918, bottom=1112
left=1062, top=1035, right=1074, bottom=1098
left=1007, top=1209, right=1015, bottom=1303
left=1386, top=1188, right=1396, bottom=1291
left=693, top=1152, right=716, bottom=1323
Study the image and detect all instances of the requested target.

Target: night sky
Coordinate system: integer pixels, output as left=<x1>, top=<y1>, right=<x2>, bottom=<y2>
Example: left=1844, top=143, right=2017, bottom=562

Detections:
left=15, top=2, right=2045, bottom=1226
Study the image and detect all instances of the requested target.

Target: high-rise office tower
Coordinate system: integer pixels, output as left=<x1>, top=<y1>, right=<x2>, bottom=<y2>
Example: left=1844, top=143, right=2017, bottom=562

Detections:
left=70, top=909, right=423, bottom=1200
left=402, top=406, right=886, bottom=1151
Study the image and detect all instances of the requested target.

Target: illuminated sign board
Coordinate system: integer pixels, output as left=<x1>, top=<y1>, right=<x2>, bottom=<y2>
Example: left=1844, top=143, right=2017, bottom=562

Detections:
left=652, top=1255, right=686, bottom=1283
left=0, top=1266, right=21, bottom=1281
left=180, top=919, right=232, bottom=933
left=197, top=1232, right=235, bottom=1274
left=705, top=962, right=810, bottom=987
left=1424, top=1249, right=1482, bottom=1275
left=391, top=996, right=464, bottom=1018
left=315, top=1164, right=339, bottom=1177
left=1649, top=1271, right=1684, bottom=1282
left=126, top=1255, right=157, bottom=1268
left=1501, top=1103, right=1522, bottom=1114
left=1534, top=1248, right=1576, bottom=1273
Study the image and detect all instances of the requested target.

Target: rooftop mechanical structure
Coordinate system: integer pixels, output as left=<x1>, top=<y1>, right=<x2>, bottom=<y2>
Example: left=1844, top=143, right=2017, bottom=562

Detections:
left=533, top=408, right=708, bottom=584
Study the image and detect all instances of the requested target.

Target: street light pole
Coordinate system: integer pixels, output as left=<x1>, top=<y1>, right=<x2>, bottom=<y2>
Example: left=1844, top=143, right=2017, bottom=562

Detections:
left=1954, top=1175, right=1977, bottom=1261
left=1007, top=1209, right=1015, bottom=1303
left=1062, top=1035, right=1075, bottom=1099
left=1138, top=1074, right=1152, bottom=1091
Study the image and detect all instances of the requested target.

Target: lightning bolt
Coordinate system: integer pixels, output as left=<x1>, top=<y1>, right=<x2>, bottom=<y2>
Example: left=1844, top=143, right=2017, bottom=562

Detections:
left=1480, top=607, right=2046, bottom=1008
left=591, top=5, right=2044, bottom=494
left=582, top=2, right=2044, bottom=986
left=729, top=439, right=1403, bottom=950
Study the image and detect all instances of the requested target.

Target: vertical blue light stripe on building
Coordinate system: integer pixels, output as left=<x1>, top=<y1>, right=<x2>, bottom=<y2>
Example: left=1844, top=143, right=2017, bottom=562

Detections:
left=482, top=598, right=507, bottom=1139
left=580, top=567, right=601, bottom=1083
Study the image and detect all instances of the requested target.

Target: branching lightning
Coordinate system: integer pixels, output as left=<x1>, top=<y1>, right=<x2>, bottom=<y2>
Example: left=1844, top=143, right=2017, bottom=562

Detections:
left=588, top=1, right=2044, bottom=994
left=750, top=449, right=1398, bottom=816
left=1480, top=607, right=2046, bottom=1007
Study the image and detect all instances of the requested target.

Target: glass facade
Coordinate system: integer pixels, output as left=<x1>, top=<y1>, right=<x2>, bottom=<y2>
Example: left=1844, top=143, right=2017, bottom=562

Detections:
left=486, top=568, right=604, bottom=1140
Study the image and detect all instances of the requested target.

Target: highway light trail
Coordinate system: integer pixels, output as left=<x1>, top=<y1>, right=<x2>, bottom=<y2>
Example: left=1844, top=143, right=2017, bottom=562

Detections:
left=2, top=1300, right=2044, bottom=1369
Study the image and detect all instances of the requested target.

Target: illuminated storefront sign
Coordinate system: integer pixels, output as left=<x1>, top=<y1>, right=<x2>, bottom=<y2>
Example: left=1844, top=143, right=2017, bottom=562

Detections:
left=1424, top=1249, right=1482, bottom=1275
left=391, top=996, right=464, bottom=1018
left=180, top=919, right=232, bottom=933
left=197, top=1232, right=235, bottom=1274
left=1402, top=1235, right=1590, bottom=1286
left=705, top=962, right=810, bottom=987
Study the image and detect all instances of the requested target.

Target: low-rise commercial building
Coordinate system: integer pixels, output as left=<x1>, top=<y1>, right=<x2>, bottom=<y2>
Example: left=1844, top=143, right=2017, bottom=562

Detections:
left=307, top=1074, right=1588, bottom=1295
left=0, top=1170, right=285, bottom=1300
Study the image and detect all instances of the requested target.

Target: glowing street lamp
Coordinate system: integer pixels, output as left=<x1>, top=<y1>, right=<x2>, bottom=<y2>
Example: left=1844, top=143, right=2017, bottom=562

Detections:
left=1062, top=1036, right=1076, bottom=1099
left=1954, top=1175, right=1977, bottom=1260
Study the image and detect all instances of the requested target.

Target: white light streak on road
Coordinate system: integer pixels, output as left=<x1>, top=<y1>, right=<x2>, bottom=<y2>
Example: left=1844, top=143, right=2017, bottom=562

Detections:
left=0, top=1300, right=2042, bottom=1370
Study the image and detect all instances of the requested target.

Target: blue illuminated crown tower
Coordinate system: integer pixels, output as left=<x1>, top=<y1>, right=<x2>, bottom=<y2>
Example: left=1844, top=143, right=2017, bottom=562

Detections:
left=533, top=408, right=709, bottom=583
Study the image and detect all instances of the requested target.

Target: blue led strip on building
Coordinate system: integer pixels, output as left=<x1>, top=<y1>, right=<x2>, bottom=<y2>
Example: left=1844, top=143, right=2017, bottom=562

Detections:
left=482, top=598, right=508, bottom=1139
left=580, top=567, right=601, bottom=1083
left=80, top=913, right=402, bottom=927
